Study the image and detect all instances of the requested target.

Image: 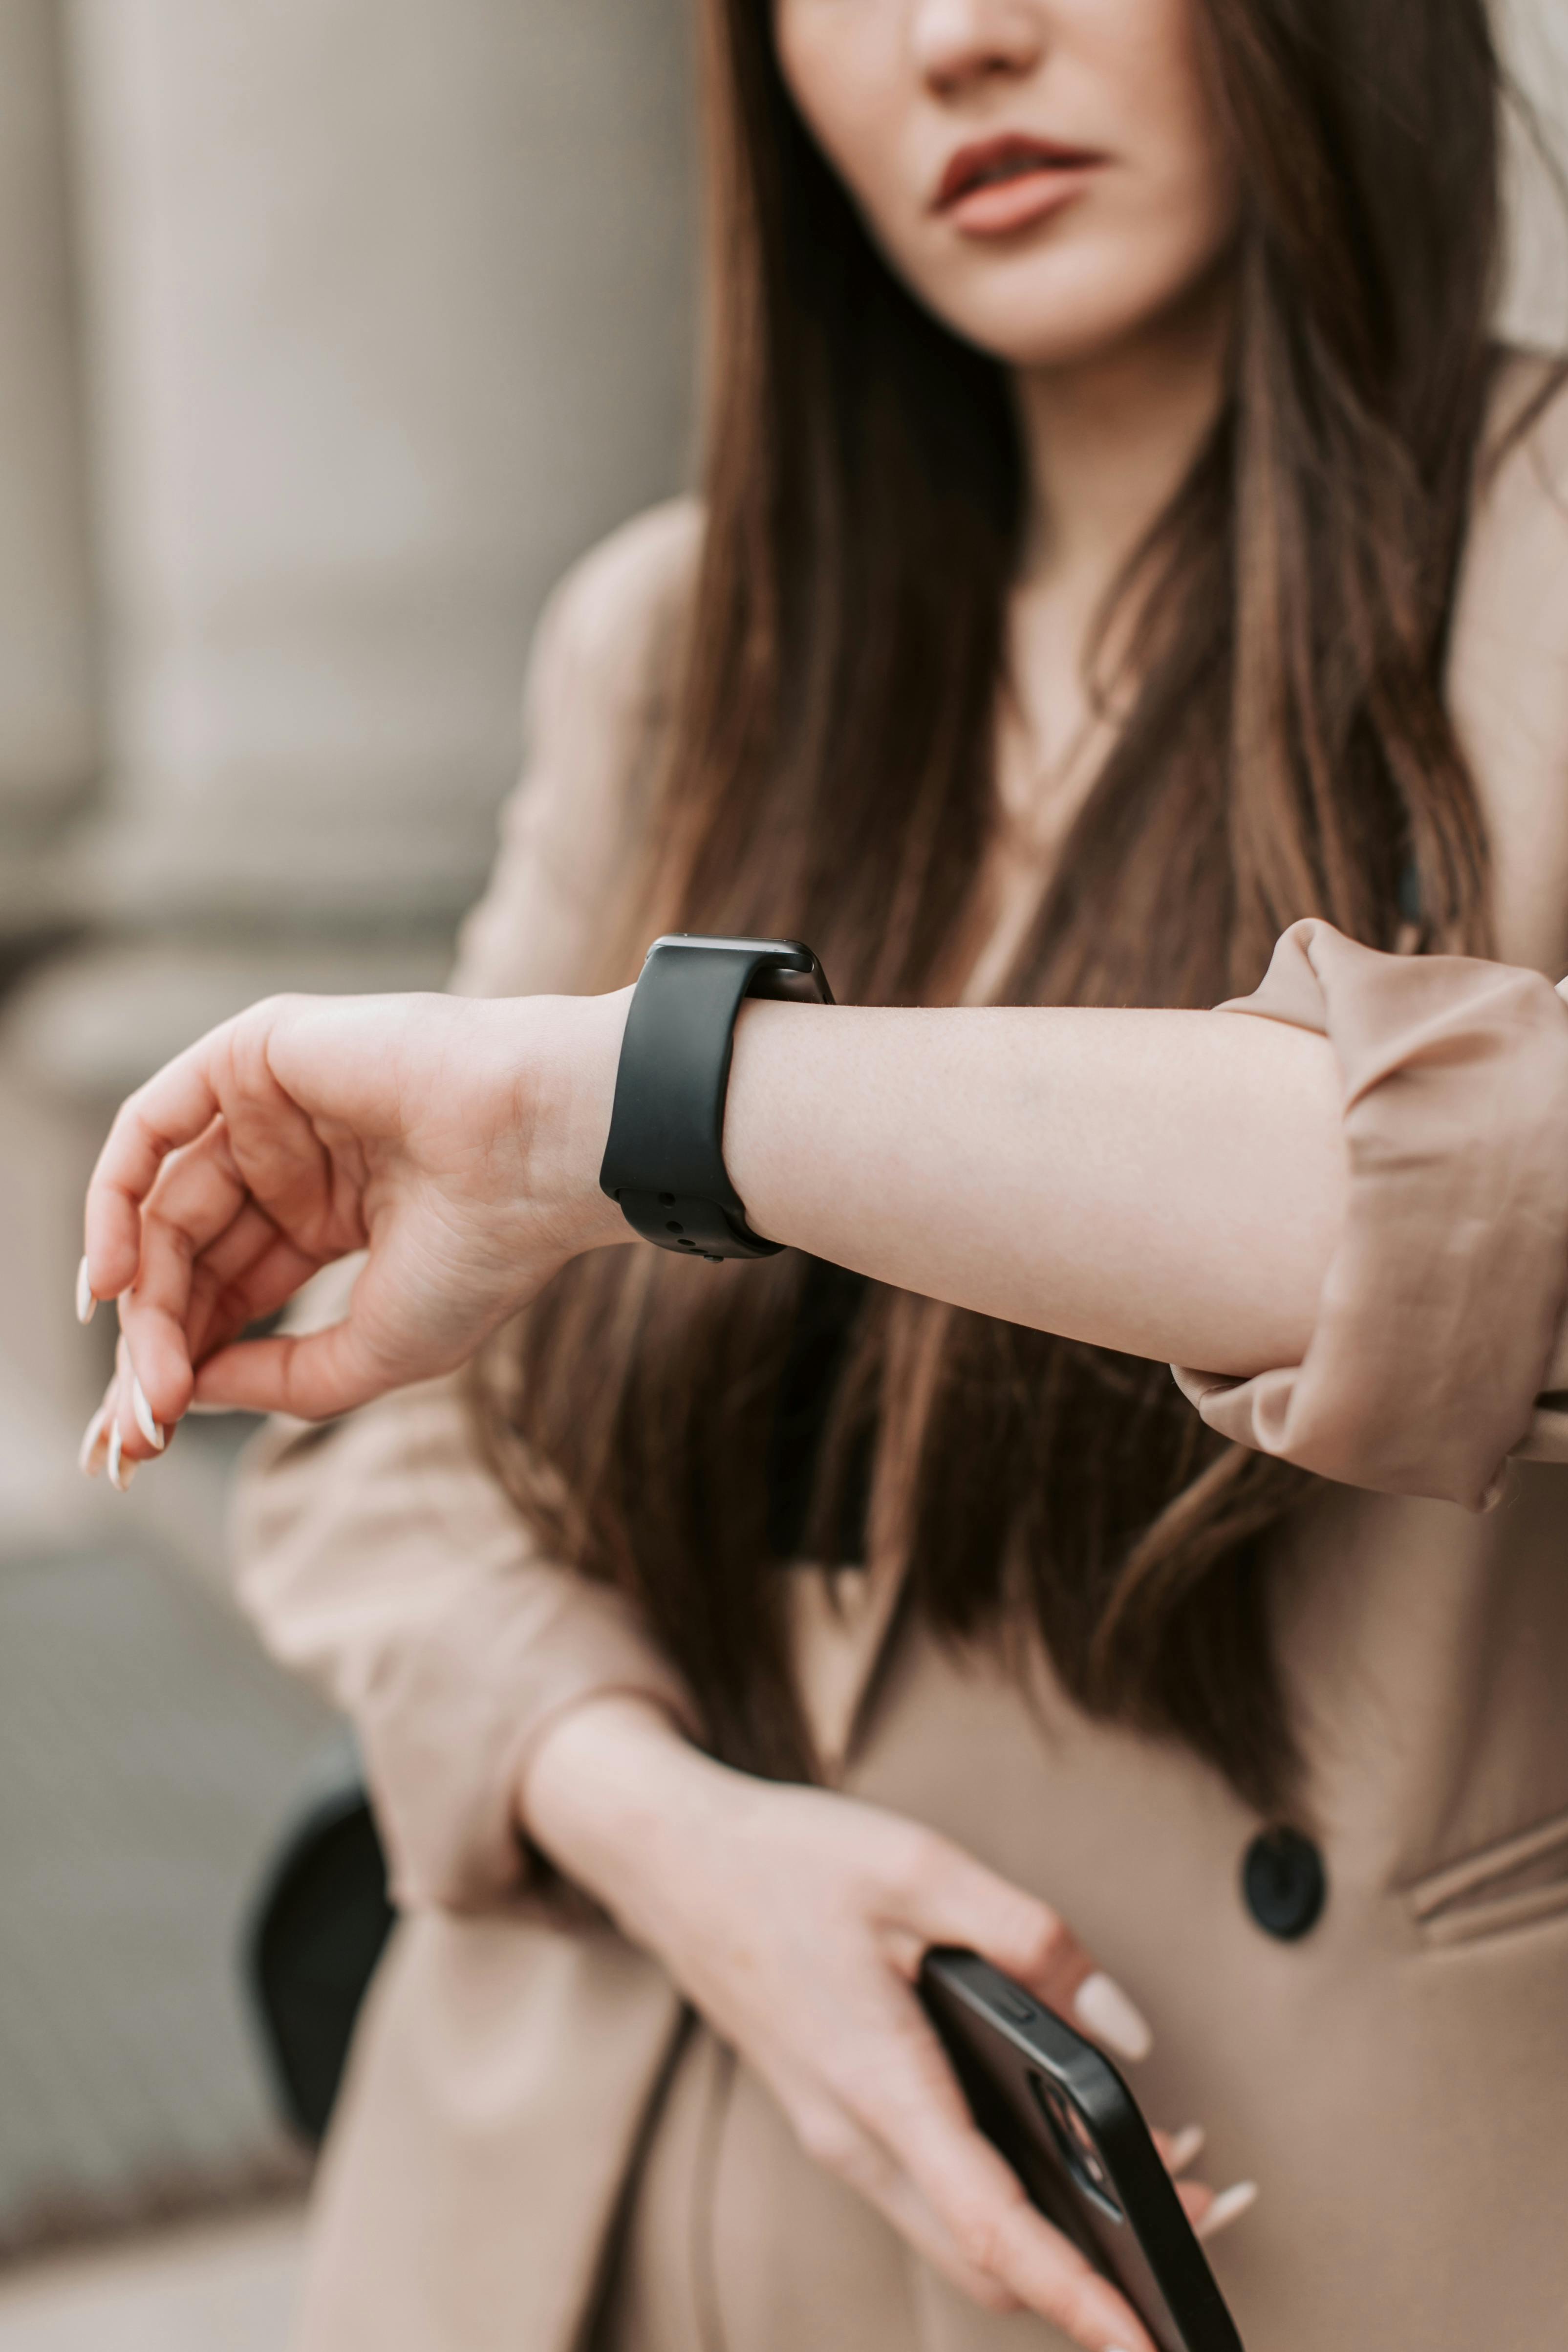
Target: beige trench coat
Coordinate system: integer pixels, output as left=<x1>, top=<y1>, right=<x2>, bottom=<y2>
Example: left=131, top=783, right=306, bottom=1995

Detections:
left=233, top=372, right=1568, bottom=2352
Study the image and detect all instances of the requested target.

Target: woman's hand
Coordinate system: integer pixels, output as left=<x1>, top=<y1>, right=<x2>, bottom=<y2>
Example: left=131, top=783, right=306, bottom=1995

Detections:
left=77, top=987, right=631, bottom=1483
left=525, top=1696, right=1242, bottom=2352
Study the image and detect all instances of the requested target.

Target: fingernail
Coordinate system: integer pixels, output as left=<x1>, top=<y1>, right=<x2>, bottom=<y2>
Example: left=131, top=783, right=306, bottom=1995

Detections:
left=1197, top=2181, right=1258, bottom=2241
left=107, top=1422, right=136, bottom=1493
left=1167, top=2124, right=1206, bottom=2174
left=75, top=1256, right=97, bottom=1325
left=78, top=1403, right=110, bottom=1477
left=1074, top=1972, right=1154, bottom=2063
left=131, top=1378, right=165, bottom=1452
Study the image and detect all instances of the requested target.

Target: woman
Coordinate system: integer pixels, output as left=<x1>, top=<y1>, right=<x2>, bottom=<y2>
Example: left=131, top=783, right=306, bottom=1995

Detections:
left=81, top=0, right=1568, bottom=2344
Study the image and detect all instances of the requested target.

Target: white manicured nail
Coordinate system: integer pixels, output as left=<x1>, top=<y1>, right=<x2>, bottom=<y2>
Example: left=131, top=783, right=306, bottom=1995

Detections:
left=107, top=1421, right=135, bottom=1492
left=1167, top=2124, right=1206, bottom=2174
left=78, top=1403, right=110, bottom=1477
left=1074, top=1972, right=1154, bottom=2063
left=131, top=1378, right=165, bottom=1451
left=1197, top=2181, right=1258, bottom=2241
left=75, top=1257, right=97, bottom=1325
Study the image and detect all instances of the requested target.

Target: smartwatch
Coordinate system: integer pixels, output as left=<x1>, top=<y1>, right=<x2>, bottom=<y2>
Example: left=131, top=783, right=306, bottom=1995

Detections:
left=599, top=935, right=834, bottom=1260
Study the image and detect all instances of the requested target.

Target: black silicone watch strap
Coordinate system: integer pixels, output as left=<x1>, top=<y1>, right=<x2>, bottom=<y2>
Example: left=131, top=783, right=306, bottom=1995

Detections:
left=599, top=935, right=834, bottom=1261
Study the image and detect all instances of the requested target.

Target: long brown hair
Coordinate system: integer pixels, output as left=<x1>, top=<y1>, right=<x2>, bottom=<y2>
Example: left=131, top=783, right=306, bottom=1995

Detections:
left=477, top=0, right=1529, bottom=1816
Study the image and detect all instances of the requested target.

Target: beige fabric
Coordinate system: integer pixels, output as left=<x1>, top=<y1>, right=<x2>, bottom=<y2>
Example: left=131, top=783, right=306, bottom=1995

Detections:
left=1172, top=922, right=1568, bottom=1508
left=237, top=1380, right=696, bottom=1913
left=599, top=1575, right=1568, bottom=2352
left=230, top=369, right=1568, bottom=2352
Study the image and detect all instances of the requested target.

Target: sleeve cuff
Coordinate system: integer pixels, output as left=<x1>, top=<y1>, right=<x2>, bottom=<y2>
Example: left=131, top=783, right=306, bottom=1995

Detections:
left=358, top=1572, right=700, bottom=1914
left=1170, top=920, right=1568, bottom=1509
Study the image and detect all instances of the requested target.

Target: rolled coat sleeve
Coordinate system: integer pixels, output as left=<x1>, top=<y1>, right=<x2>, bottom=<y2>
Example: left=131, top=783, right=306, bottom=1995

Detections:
left=230, top=500, right=704, bottom=1912
left=1173, top=918, right=1568, bottom=1510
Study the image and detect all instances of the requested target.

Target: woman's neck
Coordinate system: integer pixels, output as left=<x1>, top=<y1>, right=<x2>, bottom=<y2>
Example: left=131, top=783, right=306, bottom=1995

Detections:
left=1014, top=275, right=1235, bottom=613
left=993, top=274, right=1235, bottom=843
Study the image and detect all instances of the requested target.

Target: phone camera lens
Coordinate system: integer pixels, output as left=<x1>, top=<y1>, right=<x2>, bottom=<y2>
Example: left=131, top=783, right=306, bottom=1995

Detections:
left=1028, top=2074, right=1123, bottom=2219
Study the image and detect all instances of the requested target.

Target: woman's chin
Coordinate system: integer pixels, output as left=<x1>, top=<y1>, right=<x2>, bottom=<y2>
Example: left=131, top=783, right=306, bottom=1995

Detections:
left=936, top=295, right=1179, bottom=379
left=920, top=250, right=1237, bottom=381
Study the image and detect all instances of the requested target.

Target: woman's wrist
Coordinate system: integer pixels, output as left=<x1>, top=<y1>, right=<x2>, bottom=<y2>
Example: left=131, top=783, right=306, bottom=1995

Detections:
left=520, top=1691, right=735, bottom=1947
left=497, top=984, right=636, bottom=1260
left=724, top=996, right=835, bottom=1249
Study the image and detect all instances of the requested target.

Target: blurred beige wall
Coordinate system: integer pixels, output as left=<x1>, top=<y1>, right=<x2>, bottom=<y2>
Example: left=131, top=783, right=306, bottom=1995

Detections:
left=62, top=0, right=696, bottom=946
left=1498, top=0, right=1568, bottom=341
left=0, top=0, right=96, bottom=906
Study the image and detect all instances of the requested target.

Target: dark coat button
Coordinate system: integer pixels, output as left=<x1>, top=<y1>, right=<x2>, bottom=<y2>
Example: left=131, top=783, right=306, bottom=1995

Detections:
left=1242, top=1827, right=1327, bottom=1941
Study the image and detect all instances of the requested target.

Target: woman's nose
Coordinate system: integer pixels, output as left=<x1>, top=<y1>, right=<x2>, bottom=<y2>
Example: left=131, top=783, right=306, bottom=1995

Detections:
left=910, top=0, right=1047, bottom=97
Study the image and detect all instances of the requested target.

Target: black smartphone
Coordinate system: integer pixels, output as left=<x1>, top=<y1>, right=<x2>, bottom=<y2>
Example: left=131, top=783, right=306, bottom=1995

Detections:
left=919, top=1948, right=1244, bottom=2352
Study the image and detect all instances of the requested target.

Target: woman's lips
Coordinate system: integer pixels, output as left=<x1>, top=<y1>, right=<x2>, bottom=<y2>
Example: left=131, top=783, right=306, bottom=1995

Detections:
left=934, top=134, right=1106, bottom=239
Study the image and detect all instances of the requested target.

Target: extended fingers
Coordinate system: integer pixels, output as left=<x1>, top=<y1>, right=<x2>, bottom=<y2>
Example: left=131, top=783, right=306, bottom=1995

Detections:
left=895, top=1835, right=1153, bottom=2065
left=799, top=2107, right=1022, bottom=2313
left=787, top=2045, right=1150, bottom=2352
left=809, top=1973, right=1152, bottom=2349
left=867, top=2061, right=1155, bottom=2352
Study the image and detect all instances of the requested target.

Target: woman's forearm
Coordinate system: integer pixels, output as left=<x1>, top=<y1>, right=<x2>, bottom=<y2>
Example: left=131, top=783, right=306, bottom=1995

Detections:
left=724, top=1001, right=1344, bottom=1377
left=82, top=979, right=1350, bottom=1446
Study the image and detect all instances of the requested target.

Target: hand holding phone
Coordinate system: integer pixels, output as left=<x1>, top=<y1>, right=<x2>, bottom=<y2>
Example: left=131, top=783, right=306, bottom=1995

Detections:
left=921, top=1947, right=1246, bottom=2352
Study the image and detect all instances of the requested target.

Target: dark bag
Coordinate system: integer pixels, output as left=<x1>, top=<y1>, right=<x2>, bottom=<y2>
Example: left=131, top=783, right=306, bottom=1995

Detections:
left=245, top=1746, right=394, bottom=2144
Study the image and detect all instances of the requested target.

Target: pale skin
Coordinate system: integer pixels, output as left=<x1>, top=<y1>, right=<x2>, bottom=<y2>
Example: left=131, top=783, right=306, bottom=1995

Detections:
left=70, top=4, right=1420, bottom=2346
